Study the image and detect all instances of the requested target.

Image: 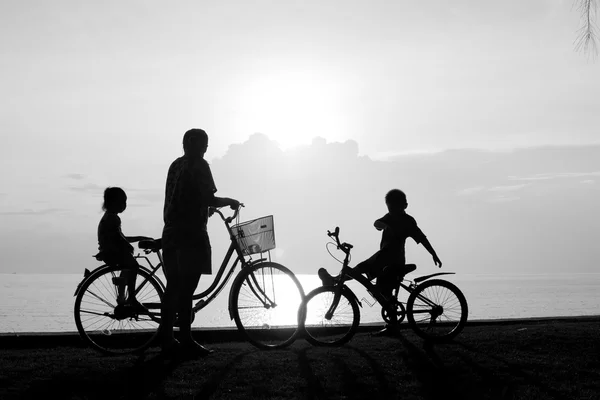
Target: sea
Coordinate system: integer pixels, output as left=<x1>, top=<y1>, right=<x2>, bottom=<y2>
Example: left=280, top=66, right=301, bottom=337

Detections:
left=1, top=272, right=599, bottom=333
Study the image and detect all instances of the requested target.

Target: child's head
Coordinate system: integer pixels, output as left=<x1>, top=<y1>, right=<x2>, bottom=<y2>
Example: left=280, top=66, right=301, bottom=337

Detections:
left=102, top=187, right=127, bottom=213
left=385, top=189, right=407, bottom=213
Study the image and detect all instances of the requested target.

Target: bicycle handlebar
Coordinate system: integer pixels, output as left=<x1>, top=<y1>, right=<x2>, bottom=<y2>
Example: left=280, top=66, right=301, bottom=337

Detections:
left=327, top=226, right=353, bottom=254
left=209, top=203, right=245, bottom=224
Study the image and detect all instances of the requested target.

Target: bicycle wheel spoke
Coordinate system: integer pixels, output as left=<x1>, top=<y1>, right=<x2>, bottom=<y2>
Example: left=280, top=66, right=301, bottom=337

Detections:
left=407, top=279, right=468, bottom=341
left=232, top=262, right=304, bottom=349
left=75, top=265, right=163, bottom=354
left=302, top=287, right=360, bottom=346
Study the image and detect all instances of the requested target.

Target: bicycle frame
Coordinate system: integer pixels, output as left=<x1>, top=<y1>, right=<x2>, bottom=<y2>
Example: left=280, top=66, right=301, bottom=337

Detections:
left=324, top=228, right=457, bottom=320
left=75, top=206, right=278, bottom=321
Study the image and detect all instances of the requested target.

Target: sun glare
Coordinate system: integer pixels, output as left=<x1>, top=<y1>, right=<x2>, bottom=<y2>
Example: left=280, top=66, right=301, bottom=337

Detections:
left=231, top=69, right=348, bottom=149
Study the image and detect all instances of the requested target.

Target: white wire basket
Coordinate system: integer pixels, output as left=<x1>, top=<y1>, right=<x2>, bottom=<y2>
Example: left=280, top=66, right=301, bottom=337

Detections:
left=232, top=215, right=275, bottom=256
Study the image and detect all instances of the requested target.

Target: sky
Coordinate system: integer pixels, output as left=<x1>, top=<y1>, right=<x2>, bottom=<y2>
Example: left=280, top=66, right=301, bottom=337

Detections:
left=1, top=0, right=599, bottom=276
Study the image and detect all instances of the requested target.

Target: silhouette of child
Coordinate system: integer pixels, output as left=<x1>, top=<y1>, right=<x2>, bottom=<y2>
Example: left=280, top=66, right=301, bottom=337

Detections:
left=96, top=187, right=150, bottom=310
left=319, top=189, right=442, bottom=335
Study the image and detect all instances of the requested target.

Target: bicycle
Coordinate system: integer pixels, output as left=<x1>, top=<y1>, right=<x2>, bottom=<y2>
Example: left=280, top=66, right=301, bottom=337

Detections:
left=298, top=227, right=468, bottom=346
left=73, top=205, right=305, bottom=354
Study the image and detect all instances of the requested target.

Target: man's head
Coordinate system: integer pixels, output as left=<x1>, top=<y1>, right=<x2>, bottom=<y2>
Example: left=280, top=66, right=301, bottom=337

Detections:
left=385, top=189, right=408, bottom=213
left=183, top=129, right=209, bottom=157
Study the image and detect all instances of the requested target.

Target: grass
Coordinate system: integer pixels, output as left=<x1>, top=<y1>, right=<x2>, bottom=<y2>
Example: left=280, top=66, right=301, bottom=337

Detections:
left=1, top=319, right=599, bottom=399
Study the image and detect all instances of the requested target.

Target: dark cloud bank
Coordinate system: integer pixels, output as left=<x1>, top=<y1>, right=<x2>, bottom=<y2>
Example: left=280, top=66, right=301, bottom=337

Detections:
left=209, top=134, right=600, bottom=275
left=5, top=134, right=598, bottom=275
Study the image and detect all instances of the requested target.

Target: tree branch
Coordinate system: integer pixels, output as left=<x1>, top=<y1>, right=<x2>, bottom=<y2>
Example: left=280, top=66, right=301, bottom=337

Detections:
left=574, top=0, right=598, bottom=57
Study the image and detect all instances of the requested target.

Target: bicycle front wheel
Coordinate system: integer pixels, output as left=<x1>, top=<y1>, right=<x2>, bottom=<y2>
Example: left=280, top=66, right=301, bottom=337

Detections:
left=301, top=286, right=360, bottom=347
left=74, top=265, right=163, bottom=354
left=406, top=279, right=468, bottom=342
left=230, top=262, right=305, bottom=349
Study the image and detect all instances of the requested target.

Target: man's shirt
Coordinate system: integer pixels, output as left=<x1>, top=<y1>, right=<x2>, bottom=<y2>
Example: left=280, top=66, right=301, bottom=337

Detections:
left=162, top=155, right=217, bottom=248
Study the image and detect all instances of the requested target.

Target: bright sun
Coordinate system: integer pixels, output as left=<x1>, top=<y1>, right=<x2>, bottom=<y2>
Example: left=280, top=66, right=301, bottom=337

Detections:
left=232, top=69, right=348, bottom=149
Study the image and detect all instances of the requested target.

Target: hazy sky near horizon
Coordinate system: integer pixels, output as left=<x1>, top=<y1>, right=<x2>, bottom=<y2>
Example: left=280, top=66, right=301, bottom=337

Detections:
left=1, top=1, right=599, bottom=275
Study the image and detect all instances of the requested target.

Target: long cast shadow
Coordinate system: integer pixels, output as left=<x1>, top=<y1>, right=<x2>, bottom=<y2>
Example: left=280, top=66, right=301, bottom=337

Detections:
left=394, top=333, right=463, bottom=399
left=454, top=341, right=570, bottom=400
left=22, top=351, right=175, bottom=400
left=295, top=343, right=394, bottom=400
left=345, top=345, right=391, bottom=394
left=296, top=346, right=327, bottom=400
left=397, top=334, right=572, bottom=400
left=191, top=350, right=255, bottom=399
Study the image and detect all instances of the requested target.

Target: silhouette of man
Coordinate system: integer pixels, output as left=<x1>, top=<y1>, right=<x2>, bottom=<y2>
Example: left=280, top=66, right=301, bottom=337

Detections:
left=160, top=128, right=240, bottom=356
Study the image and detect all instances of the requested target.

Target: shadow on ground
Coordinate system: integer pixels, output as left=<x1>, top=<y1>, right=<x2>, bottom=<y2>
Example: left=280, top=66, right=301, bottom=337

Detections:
left=5, top=321, right=599, bottom=399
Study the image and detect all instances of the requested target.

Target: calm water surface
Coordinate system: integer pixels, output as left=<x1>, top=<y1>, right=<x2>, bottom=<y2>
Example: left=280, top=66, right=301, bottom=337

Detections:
left=1, top=272, right=599, bottom=333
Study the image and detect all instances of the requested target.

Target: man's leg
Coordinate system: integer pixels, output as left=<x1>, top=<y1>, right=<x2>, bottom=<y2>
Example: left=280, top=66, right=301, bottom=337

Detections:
left=160, top=247, right=180, bottom=350
left=176, top=245, right=212, bottom=355
left=176, top=247, right=202, bottom=344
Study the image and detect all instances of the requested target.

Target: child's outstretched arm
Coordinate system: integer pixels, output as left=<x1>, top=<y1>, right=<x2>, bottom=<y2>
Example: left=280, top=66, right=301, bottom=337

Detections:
left=421, top=238, right=442, bottom=268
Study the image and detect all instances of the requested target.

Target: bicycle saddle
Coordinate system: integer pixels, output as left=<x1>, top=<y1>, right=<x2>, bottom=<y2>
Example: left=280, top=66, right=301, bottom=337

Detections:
left=403, top=264, right=417, bottom=274
left=138, top=239, right=162, bottom=252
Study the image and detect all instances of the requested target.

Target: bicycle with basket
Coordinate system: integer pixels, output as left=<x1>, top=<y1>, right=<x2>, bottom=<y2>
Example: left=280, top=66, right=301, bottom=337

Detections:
left=73, top=205, right=305, bottom=354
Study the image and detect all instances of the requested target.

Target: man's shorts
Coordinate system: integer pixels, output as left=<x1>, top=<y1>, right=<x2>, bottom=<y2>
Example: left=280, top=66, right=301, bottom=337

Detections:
left=162, top=232, right=212, bottom=275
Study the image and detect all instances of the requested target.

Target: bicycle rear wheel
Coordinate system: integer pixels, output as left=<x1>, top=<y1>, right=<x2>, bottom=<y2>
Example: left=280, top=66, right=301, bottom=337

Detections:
left=74, top=265, right=163, bottom=354
left=230, top=262, right=305, bottom=349
left=301, top=286, right=360, bottom=347
left=406, top=279, right=468, bottom=342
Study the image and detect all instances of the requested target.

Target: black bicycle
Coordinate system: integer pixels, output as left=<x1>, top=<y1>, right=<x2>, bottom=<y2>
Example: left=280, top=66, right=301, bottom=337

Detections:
left=299, top=227, right=468, bottom=346
left=74, top=205, right=305, bottom=354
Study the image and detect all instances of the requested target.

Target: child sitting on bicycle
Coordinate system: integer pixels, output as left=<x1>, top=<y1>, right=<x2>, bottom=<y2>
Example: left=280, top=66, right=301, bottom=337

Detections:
left=319, top=189, right=442, bottom=334
left=96, top=187, right=150, bottom=310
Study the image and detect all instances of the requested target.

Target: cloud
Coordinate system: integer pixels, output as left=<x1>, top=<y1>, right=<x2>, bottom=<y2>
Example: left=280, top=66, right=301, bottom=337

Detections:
left=125, top=188, right=164, bottom=204
left=64, top=173, right=86, bottom=180
left=457, top=186, right=486, bottom=196
left=488, top=196, right=520, bottom=203
left=0, top=208, right=67, bottom=216
left=488, top=184, right=530, bottom=192
left=67, top=182, right=105, bottom=193
left=508, top=171, right=600, bottom=181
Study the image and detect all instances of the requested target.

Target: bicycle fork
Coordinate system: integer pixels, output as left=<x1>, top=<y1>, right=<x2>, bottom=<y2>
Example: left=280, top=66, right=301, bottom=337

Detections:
left=324, top=285, right=345, bottom=320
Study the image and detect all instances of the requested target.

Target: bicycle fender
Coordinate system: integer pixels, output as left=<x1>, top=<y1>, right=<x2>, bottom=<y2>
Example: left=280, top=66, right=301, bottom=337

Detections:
left=72, top=265, right=156, bottom=297
left=73, top=267, right=96, bottom=296
left=413, top=272, right=455, bottom=284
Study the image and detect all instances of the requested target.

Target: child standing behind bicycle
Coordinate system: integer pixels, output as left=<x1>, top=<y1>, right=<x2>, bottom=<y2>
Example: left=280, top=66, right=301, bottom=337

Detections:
left=319, top=189, right=442, bottom=335
left=96, top=187, right=150, bottom=311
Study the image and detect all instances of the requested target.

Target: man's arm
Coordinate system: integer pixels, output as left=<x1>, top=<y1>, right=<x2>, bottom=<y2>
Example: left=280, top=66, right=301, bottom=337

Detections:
left=125, top=236, right=152, bottom=242
left=420, top=237, right=442, bottom=268
left=189, top=159, right=239, bottom=209
left=208, top=196, right=240, bottom=209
